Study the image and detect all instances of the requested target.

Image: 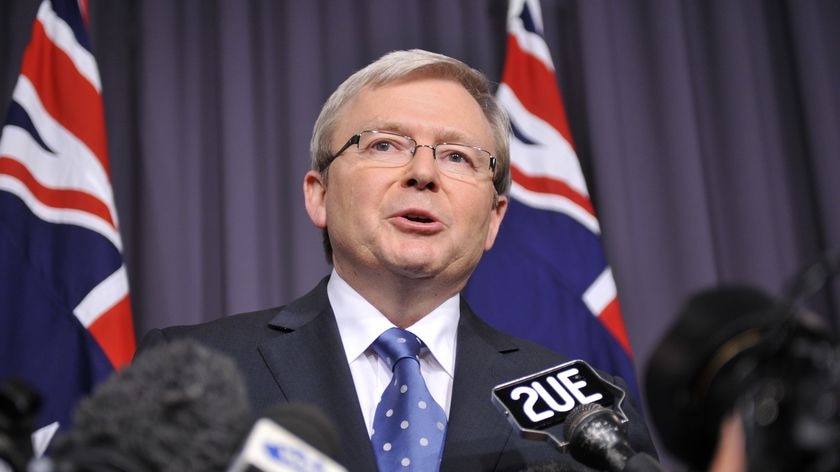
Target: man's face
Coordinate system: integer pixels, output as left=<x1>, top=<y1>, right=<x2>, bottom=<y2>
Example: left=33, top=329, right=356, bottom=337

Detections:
left=304, top=76, right=508, bottom=288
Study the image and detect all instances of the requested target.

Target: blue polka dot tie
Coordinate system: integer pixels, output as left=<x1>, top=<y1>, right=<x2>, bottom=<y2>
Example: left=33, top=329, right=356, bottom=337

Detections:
left=370, top=328, right=447, bottom=471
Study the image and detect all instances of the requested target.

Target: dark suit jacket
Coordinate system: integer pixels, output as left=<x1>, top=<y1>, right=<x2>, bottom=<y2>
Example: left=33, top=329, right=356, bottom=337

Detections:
left=139, top=277, right=656, bottom=471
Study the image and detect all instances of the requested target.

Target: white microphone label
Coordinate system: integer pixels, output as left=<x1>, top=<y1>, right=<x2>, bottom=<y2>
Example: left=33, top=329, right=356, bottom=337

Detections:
left=228, top=419, right=347, bottom=472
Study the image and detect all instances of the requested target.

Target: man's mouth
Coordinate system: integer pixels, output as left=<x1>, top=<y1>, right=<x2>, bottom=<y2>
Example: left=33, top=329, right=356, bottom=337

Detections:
left=404, top=214, right=434, bottom=224
left=391, top=209, right=442, bottom=233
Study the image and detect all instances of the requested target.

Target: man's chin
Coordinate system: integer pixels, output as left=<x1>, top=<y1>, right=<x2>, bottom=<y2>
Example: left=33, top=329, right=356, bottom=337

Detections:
left=389, top=261, right=439, bottom=279
left=380, top=254, right=447, bottom=280
left=383, top=253, right=471, bottom=284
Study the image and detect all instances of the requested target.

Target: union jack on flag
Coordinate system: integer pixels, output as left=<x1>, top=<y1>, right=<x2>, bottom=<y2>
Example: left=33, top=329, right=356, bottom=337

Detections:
left=465, top=0, right=638, bottom=393
left=0, top=0, right=135, bottom=440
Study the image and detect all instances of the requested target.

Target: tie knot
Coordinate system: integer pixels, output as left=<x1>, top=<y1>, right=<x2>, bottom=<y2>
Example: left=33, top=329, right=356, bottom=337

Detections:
left=372, top=328, right=424, bottom=370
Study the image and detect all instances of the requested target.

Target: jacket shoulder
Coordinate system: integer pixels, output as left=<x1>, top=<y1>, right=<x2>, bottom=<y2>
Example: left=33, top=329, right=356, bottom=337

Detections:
left=137, top=306, right=285, bottom=354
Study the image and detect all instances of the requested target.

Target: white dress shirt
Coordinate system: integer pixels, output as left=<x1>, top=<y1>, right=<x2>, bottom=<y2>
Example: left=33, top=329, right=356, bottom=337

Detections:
left=327, top=269, right=459, bottom=437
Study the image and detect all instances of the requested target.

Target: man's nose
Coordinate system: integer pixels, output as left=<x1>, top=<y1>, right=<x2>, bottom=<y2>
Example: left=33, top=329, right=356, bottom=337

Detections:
left=404, top=145, right=439, bottom=190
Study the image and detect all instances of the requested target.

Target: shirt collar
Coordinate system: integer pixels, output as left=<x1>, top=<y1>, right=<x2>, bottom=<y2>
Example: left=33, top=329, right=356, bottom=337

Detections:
left=327, top=269, right=459, bottom=377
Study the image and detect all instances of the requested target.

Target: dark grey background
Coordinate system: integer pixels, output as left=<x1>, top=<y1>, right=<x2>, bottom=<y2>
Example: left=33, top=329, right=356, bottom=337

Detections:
left=3, top=0, right=839, bottom=465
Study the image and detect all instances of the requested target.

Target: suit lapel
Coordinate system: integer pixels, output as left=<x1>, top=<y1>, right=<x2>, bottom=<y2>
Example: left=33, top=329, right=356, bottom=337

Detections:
left=441, top=301, right=520, bottom=471
left=256, top=281, right=377, bottom=472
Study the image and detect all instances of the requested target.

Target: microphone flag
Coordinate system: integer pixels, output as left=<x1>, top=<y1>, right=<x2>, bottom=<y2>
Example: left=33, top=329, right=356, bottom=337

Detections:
left=464, top=0, right=638, bottom=394
left=0, top=0, right=136, bottom=439
left=491, top=360, right=629, bottom=450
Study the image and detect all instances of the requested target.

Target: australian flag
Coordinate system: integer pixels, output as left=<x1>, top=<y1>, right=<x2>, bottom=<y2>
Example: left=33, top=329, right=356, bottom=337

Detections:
left=465, top=0, right=638, bottom=394
left=0, top=0, right=135, bottom=444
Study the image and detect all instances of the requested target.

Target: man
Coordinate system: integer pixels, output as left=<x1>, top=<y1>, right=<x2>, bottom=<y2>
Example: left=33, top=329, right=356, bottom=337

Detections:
left=140, top=49, right=655, bottom=471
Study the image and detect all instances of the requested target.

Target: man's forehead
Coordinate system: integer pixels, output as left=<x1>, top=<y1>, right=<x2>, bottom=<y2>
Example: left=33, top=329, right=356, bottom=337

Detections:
left=337, top=81, right=494, bottom=146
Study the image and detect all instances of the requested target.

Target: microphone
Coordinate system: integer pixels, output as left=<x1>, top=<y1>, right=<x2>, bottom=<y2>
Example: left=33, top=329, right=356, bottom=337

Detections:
left=40, top=340, right=253, bottom=472
left=227, top=403, right=346, bottom=472
left=493, top=360, right=667, bottom=471
left=564, top=403, right=665, bottom=472
left=0, top=379, right=41, bottom=472
left=491, top=360, right=628, bottom=451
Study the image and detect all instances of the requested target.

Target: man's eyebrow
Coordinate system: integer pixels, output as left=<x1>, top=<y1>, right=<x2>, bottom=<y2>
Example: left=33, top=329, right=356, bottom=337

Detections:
left=364, top=122, right=475, bottom=145
left=360, top=121, right=411, bottom=137
left=365, top=122, right=408, bottom=135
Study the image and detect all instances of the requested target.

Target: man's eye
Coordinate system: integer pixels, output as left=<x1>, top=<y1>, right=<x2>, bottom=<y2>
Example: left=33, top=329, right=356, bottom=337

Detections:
left=371, top=141, right=394, bottom=152
left=442, top=151, right=473, bottom=167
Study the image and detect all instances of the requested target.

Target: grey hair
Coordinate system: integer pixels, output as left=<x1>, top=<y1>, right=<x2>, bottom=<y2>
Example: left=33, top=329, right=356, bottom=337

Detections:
left=309, top=49, right=511, bottom=196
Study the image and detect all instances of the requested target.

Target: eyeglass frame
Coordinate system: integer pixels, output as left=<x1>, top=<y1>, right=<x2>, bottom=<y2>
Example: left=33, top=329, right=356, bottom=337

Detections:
left=329, top=129, right=497, bottom=178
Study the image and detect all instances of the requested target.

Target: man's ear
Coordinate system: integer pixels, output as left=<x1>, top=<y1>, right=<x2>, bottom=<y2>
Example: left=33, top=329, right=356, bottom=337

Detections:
left=484, top=194, right=508, bottom=250
left=303, top=170, right=327, bottom=229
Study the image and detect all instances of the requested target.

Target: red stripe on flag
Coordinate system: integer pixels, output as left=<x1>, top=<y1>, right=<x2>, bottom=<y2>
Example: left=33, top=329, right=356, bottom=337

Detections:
left=598, top=298, right=633, bottom=357
left=78, top=0, right=90, bottom=26
left=0, top=156, right=116, bottom=227
left=88, top=295, right=136, bottom=370
left=20, top=19, right=110, bottom=175
left=502, top=35, right=575, bottom=148
left=511, top=164, right=595, bottom=216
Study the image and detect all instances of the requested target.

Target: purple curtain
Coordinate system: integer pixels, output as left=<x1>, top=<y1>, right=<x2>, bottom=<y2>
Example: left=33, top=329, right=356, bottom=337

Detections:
left=3, top=0, right=839, bottom=464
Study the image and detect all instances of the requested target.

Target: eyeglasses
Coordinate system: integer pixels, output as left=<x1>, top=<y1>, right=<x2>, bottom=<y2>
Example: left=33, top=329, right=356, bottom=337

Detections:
left=330, top=130, right=496, bottom=181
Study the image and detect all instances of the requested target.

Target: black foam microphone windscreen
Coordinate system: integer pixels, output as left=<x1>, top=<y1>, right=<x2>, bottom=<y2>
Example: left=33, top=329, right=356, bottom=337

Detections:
left=48, top=340, right=253, bottom=472
left=0, top=379, right=41, bottom=472
left=564, top=403, right=633, bottom=471
left=564, top=403, right=666, bottom=472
